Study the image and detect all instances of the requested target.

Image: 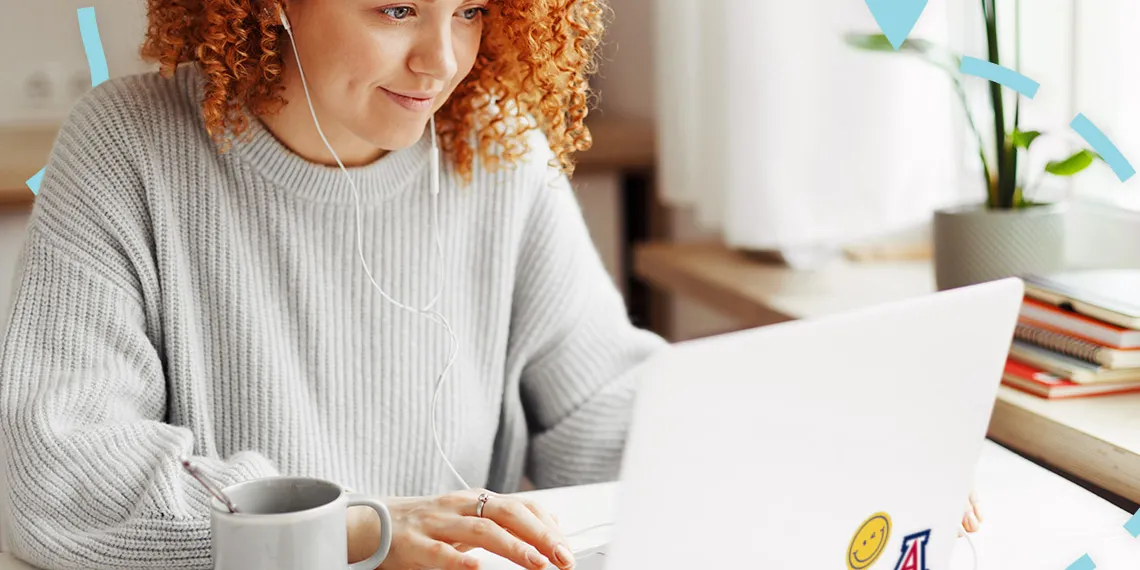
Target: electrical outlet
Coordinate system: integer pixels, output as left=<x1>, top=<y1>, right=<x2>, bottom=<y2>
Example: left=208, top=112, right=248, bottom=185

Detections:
left=70, top=68, right=92, bottom=102
left=24, top=71, right=54, bottom=109
left=23, top=62, right=68, bottom=112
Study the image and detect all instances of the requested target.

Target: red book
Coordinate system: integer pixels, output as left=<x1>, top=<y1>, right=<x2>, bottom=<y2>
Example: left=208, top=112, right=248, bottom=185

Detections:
left=1001, top=358, right=1140, bottom=400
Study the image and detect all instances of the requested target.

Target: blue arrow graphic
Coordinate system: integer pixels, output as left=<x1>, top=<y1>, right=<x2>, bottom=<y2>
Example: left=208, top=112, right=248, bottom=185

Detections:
left=864, top=0, right=930, bottom=50
left=25, top=168, right=46, bottom=195
left=1066, top=553, right=1096, bottom=570
left=1124, top=507, right=1140, bottom=538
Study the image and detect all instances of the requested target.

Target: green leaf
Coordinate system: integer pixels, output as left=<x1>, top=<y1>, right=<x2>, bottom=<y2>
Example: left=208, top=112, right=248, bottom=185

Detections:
left=844, top=33, right=961, bottom=78
left=843, top=33, right=934, bottom=55
left=1012, top=130, right=1042, bottom=150
left=1045, top=150, right=1096, bottom=176
left=844, top=33, right=894, bottom=51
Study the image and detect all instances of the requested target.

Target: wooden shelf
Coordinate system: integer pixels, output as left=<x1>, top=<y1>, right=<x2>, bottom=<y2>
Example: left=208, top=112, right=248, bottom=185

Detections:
left=576, top=116, right=655, bottom=173
left=634, top=240, right=1140, bottom=505
left=0, top=124, right=57, bottom=212
left=635, top=241, right=934, bottom=325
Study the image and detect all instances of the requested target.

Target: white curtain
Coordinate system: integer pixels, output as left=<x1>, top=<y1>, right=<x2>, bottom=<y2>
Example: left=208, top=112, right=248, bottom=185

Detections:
left=654, top=0, right=970, bottom=267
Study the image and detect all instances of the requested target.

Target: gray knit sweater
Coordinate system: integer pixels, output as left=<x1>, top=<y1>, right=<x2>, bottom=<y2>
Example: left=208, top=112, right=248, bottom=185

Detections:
left=0, top=63, right=665, bottom=569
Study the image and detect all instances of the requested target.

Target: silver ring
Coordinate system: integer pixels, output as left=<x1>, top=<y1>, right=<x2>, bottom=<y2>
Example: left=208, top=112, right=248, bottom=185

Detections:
left=476, top=492, right=490, bottom=518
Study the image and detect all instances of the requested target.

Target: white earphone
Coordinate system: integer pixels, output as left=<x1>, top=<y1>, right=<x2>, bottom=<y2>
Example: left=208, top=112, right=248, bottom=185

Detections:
left=277, top=4, right=466, bottom=491
left=277, top=4, right=290, bottom=30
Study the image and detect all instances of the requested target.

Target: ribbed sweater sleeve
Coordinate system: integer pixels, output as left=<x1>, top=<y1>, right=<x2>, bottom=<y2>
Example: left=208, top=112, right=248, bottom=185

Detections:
left=512, top=165, right=667, bottom=488
left=0, top=86, right=276, bottom=570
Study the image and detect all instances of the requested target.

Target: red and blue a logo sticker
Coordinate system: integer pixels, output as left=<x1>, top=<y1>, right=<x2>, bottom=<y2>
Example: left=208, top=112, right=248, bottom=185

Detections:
left=893, top=529, right=931, bottom=570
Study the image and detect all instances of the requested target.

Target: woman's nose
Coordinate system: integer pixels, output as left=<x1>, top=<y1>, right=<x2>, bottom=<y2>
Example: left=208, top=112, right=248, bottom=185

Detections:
left=409, top=24, right=459, bottom=82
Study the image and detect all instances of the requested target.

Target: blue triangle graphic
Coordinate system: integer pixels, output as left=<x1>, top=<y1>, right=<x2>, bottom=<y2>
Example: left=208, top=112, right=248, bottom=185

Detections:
left=864, top=0, right=930, bottom=50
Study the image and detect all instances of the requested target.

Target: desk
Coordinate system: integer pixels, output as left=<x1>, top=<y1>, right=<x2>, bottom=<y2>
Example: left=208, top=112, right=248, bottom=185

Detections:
left=1, top=442, right=1135, bottom=569
left=634, top=242, right=1140, bottom=508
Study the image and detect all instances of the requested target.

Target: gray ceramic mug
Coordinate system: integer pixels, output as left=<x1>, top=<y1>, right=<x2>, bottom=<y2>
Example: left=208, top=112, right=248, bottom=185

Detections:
left=211, top=476, right=393, bottom=570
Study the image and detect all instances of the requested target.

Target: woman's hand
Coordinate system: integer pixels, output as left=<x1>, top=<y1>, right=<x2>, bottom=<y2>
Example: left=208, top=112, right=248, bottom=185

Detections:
left=960, top=488, right=983, bottom=534
left=347, top=489, right=575, bottom=570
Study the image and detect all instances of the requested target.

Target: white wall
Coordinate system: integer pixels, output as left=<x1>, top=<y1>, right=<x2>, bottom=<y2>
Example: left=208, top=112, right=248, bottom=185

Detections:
left=1067, top=202, right=1140, bottom=270
left=0, top=0, right=150, bottom=125
left=591, top=0, right=655, bottom=121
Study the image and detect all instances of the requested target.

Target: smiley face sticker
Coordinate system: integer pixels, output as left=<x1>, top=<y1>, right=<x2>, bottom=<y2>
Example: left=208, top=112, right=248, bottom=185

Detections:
left=847, top=512, right=892, bottom=570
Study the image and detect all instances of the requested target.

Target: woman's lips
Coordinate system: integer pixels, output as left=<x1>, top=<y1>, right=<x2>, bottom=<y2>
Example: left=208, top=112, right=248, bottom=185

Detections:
left=382, top=88, right=435, bottom=112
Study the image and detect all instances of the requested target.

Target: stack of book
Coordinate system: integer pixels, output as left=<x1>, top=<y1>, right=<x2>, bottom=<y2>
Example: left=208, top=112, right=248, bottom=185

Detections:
left=1004, top=269, right=1140, bottom=399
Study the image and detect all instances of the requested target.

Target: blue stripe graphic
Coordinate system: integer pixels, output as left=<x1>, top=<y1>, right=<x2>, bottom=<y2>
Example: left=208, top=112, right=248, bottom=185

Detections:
left=77, top=7, right=109, bottom=87
left=1071, top=113, right=1136, bottom=182
left=960, top=56, right=1040, bottom=99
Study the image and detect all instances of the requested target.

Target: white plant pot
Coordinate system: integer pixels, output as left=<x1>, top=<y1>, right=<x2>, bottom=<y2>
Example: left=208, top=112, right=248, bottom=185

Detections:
left=933, top=203, right=1068, bottom=291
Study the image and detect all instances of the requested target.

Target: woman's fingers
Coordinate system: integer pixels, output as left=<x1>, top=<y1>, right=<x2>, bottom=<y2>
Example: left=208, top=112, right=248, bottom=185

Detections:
left=970, top=489, right=983, bottom=522
left=960, top=488, right=982, bottom=534
left=521, top=499, right=567, bottom=546
left=961, top=497, right=981, bottom=533
left=405, top=534, right=479, bottom=570
left=477, top=494, right=574, bottom=569
left=440, top=515, right=552, bottom=570
left=961, top=510, right=979, bottom=533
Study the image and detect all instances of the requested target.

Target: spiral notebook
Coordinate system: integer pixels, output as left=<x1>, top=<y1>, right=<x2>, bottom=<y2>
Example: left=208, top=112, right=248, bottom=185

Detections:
left=1015, top=321, right=1140, bottom=369
left=1008, top=340, right=1140, bottom=384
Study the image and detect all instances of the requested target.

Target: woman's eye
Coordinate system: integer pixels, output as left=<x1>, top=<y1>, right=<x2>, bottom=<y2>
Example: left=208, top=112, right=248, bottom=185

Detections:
left=380, top=6, right=413, bottom=19
left=459, top=7, right=488, bottom=20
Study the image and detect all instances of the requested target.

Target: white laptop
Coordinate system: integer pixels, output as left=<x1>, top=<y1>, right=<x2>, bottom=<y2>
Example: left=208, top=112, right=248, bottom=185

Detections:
left=579, top=277, right=1023, bottom=570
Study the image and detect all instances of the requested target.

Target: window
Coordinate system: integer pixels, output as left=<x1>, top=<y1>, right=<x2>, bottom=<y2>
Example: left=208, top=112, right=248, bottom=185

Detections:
left=1070, top=1, right=1140, bottom=211
left=966, top=0, right=1140, bottom=212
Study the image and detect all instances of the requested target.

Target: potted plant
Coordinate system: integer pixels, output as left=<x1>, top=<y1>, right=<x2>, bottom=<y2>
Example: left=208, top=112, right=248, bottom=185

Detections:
left=846, top=0, right=1105, bottom=290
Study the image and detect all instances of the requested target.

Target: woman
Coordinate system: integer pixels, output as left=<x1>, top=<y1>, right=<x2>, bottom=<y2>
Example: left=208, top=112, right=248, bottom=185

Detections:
left=0, top=0, right=664, bottom=568
left=0, top=1, right=983, bottom=568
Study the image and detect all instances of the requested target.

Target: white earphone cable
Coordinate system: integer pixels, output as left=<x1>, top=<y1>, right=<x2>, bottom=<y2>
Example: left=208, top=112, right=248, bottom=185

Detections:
left=959, top=523, right=979, bottom=570
left=281, top=10, right=469, bottom=491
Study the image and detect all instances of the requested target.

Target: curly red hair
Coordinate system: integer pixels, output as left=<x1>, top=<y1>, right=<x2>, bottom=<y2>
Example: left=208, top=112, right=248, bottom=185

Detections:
left=140, top=0, right=604, bottom=180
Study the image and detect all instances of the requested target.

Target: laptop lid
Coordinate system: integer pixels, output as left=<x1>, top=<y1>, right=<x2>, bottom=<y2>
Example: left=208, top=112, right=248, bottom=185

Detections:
left=604, top=278, right=1023, bottom=570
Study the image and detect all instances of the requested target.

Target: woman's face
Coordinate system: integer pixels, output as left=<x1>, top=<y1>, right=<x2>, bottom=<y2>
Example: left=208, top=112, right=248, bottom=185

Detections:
left=280, top=0, right=487, bottom=156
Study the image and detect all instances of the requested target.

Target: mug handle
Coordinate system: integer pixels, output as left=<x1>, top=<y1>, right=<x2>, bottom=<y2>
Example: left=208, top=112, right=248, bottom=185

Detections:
left=346, top=494, right=393, bottom=570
